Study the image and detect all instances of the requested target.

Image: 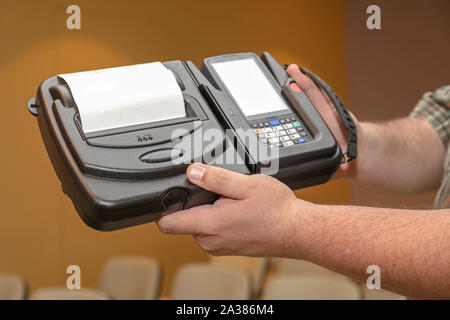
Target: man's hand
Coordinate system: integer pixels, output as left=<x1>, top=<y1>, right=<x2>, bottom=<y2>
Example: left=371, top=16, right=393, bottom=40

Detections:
left=157, top=163, right=450, bottom=298
left=286, top=64, right=359, bottom=178
left=157, top=163, right=308, bottom=257
left=287, top=64, right=446, bottom=193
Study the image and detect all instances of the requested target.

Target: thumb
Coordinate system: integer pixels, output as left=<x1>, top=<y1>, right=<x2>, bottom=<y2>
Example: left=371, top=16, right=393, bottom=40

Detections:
left=186, top=163, right=253, bottom=199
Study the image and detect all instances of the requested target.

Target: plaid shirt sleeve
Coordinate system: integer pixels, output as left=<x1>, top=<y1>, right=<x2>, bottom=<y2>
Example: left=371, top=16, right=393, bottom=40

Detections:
left=410, top=86, right=449, bottom=208
left=410, top=85, right=450, bottom=146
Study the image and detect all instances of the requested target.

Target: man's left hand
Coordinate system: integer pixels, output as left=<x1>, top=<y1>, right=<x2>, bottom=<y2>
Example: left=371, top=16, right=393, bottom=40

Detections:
left=157, top=163, right=308, bottom=257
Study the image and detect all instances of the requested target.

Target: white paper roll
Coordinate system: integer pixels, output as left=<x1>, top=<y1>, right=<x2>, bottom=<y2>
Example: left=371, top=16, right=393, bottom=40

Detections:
left=59, top=62, right=186, bottom=134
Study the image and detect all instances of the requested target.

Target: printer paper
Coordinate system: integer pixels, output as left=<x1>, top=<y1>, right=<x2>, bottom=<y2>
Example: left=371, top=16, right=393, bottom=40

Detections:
left=59, top=62, right=186, bottom=134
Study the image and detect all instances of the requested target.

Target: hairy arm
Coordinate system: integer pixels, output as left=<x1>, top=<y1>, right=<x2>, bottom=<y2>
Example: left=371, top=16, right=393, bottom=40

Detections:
left=158, top=164, right=450, bottom=299
left=290, top=201, right=450, bottom=299
left=354, top=118, right=446, bottom=193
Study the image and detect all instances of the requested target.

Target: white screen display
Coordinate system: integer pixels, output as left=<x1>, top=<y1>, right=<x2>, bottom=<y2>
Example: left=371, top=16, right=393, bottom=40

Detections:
left=212, top=58, right=290, bottom=117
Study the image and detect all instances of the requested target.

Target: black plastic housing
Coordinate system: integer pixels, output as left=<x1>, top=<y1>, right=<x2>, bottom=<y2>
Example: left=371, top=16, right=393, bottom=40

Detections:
left=28, top=53, right=343, bottom=231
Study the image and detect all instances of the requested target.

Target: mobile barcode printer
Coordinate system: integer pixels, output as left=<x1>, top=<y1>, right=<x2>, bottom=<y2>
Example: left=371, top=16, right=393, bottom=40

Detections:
left=28, top=52, right=357, bottom=231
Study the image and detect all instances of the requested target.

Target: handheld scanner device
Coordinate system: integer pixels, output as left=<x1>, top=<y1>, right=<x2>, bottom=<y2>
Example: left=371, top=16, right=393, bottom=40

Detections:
left=27, top=52, right=354, bottom=231
left=198, top=52, right=344, bottom=189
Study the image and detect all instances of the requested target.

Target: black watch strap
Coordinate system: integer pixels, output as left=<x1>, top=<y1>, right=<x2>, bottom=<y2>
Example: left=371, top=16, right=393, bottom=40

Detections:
left=299, top=68, right=358, bottom=162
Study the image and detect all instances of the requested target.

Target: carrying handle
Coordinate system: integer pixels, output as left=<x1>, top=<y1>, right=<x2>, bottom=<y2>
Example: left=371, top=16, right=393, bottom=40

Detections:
left=283, top=65, right=358, bottom=163
left=27, top=97, right=38, bottom=117
left=299, top=68, right=357, bottom=162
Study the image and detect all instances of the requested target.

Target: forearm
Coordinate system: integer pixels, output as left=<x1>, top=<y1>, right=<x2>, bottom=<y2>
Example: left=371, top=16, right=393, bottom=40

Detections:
left=349, top=117, right=445, bottom=193
left=287, top=201, right=450, bottom=299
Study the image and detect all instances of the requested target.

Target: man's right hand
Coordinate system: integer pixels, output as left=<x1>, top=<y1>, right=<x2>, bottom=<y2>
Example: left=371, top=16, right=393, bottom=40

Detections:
left=288, top=64, right=446, bottom=193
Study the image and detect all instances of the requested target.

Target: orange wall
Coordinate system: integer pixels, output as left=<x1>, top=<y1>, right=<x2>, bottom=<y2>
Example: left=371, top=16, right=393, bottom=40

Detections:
left=0, top=0, right=349, bottom=295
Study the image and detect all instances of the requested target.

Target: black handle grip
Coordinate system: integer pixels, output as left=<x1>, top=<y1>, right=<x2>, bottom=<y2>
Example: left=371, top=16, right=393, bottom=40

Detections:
left=299, top=68, right=357, bottom=162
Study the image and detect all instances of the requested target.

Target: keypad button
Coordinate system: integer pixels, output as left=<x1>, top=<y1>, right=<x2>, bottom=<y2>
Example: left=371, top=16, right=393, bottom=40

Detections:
left=285, top=118, right=291, bottom=123
left=293, top=121, right=301, bottom=127
left=280, top=136, right=290, bottom=142
left=290, top=133, right=300, bottom=139
left=300, top=131, right=307, bottom=137
left=269, top=120, right=280, bottom=126
left=298, top=138, right=306, bottom=144
left=258, top=123, right=265, bottom=127
left=262, top=128, right=273, bottom=133
left=254, top=129, right=262, bottom=134
left=287, top=128, right=297, bottom=134
left=273, top=125, right=283, bottom=131
left=283, top=141, right=294, bottom=147
left=276, top=130, right=287, bottom=136
left=264, top=122, right=270, bottom=127
left=252, top=123, right=258, bottom=128
left=266, top=132, right=277, bottom=138
left=283, top=124, right=293, bottom=129
left=293, top=140, right=299, bottom=144
left=291, top=117, right=296, bottom=121
left=269, top=137, right=280, bottom=143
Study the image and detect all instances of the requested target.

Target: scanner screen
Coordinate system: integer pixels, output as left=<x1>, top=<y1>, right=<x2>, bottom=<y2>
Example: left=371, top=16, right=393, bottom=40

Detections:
left=212, top=58, right=290, bottom=117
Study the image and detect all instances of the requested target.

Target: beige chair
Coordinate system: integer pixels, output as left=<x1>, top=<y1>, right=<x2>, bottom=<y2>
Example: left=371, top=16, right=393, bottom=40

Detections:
left=30, top=287, right=109, bottom=300
left=362, top=286, right=406, bottom=300
left=171, top=263, right=252, bottom=300
left=99, top=256, right=162, bottom=300
left=210, top=256, right=270, bottom=296
left=273, top=258, right=343, bottom=278
left=262, top=275, right=361, bottom=300
left=0, top=274, right=27, bottom=300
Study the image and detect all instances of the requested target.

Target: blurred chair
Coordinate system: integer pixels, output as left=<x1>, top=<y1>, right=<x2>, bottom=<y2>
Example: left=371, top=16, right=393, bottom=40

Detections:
left=262, top=275, right=361, bottom=300
left=171, top=263, right=252, bottom=300
left=273, top=258, right=343, bottom=278
left=30, top=287, right=109, bottom=300
left=0, top=274, right=27, bottom=300
left=362, top=286, right=406, bottom=300
left=99, top=256, right=162, bottom=300
left=210, top=256, right=270, bottom=296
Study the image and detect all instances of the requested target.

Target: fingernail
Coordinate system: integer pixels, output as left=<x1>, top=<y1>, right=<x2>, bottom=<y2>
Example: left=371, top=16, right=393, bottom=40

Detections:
left=188, top=164, right=206, bottom=182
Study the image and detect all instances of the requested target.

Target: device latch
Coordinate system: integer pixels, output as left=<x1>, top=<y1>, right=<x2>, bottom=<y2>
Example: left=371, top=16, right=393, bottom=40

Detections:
left=27, top=97, right=38, bottom=117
